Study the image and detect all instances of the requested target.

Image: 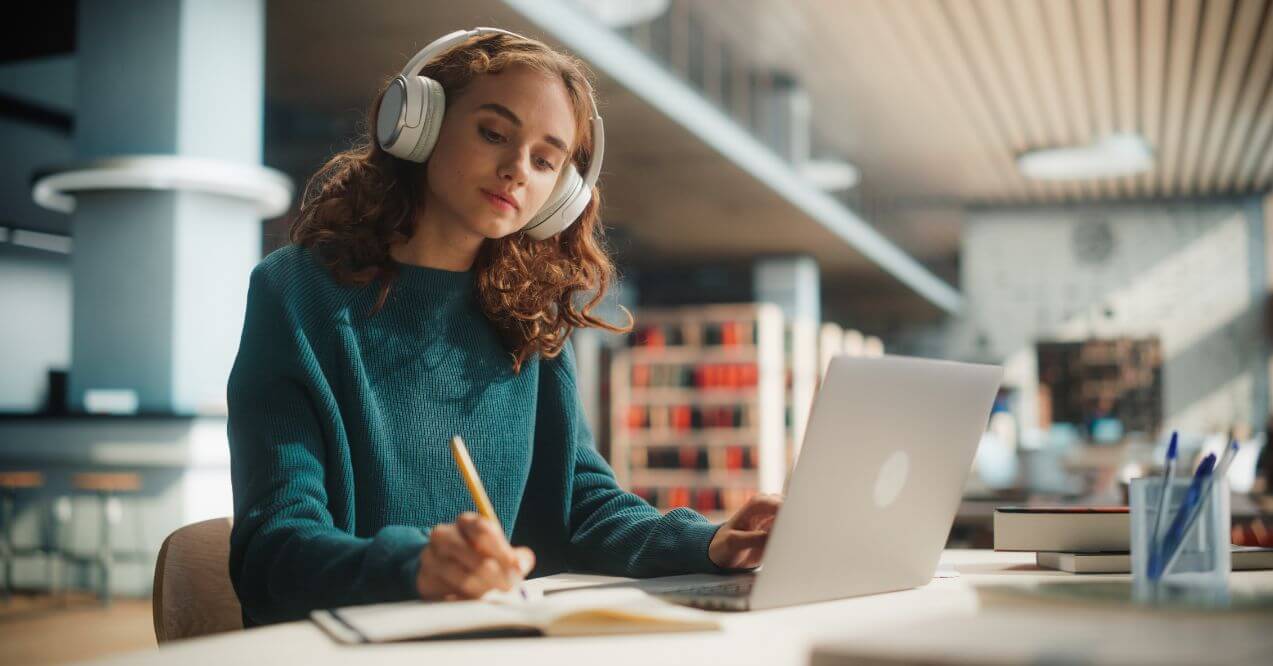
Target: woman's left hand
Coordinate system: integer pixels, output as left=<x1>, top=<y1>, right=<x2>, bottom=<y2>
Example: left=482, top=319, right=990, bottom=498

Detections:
left=707, top=493, right=783, bottom=570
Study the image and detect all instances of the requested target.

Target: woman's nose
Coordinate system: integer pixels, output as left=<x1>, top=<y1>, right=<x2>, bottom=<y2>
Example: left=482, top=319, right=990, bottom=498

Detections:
left=498, top=150, right=530, bottom=184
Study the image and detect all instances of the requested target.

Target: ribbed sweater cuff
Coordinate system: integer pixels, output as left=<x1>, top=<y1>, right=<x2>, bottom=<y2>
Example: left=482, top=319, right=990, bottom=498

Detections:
left=380, top=526, right=430, bottom=601
left=674, top=513, right=729, bottom=574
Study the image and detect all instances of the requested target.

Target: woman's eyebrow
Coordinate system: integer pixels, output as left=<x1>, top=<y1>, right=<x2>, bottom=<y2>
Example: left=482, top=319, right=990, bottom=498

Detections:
left=477, top=102, right=569, bottom=154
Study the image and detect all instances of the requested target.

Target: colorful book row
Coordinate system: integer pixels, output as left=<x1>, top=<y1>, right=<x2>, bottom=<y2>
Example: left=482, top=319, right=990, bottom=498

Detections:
left=638, top=445, right=757, bottom=471
left=631, top=363, right=759, bottom=389
left=626, top=404, right=755, bottom=431
left=629, top=321, right=758, bottom=348
left=631, top=486, right=760, bottom=513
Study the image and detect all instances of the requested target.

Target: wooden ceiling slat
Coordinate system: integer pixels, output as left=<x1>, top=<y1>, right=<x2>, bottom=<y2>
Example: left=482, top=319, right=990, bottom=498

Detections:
left=833, top=0, right=1006, bottom=198
left=1236, top=83, right=1273, bottom=190
left=919, top=0, right=1039, bottom=200
left=944, top=1, right=1054, bottom=200
left=1007, top=0, right=1082, bottom=201
left=977, top=0, right=1069, bottom=203
left=1197, top=0, right=1266, bottom=192
left=1216, top=4, right=1273, bottom=192
left=1255, top=129, right=1273, bottom=189
left=1043, top=0, right=1100, bottom=200
left=1137, top=0, right=1171, bottom=197
left=979, top=1, right=1053, bottom=147
left=1077, top=0, right=1118, bottom=199
left=878, top=0, right=1025, bottom=199
left=1157, top=0, right=1203, bottom=195
left=1178, top=0, right=1236, bottom=195
left=1108, top=0, right=1140, bottom=198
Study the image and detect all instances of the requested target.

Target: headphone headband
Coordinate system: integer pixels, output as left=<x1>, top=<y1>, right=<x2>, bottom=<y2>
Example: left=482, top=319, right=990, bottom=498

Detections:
left=378, top=27, right=606, bottom=238
left=394, top=27, right=605, bottom=193
left=399, top=28, right=505, bottom=79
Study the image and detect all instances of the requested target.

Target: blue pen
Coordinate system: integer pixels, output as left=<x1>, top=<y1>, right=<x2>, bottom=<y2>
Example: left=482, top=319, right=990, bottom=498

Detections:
left=1148, top=432, right=1178, bottom=566
left=1149, top=453, right=1216, bottom=580
left=1159, top=440, right=1240, bottom=577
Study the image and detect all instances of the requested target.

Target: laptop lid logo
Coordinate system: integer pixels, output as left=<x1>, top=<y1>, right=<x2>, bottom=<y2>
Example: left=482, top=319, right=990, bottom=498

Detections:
left=873, top=450, right=909, bottom=508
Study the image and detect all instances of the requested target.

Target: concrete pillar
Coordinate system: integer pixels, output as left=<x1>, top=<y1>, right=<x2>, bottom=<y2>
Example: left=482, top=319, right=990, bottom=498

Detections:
left=753, top=255, right=819, bottom=324
left=753, top=255, right=820, bottom=463
left=66, top=0, right=269, bottom=414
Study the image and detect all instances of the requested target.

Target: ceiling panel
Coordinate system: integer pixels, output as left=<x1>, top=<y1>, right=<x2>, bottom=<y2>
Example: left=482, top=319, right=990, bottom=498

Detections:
left=706, top=0, right=1273, bottom=204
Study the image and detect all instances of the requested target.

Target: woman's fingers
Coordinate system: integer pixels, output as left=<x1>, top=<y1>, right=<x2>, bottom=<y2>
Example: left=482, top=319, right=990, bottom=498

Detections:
left=710, top=527, right=771, bottom=569
left=419, top=520, right=537, bottom=600
left=434, top=550, right=511, bottom=598
left=731, top=494, right=783, bottom=528
left=514, top=546, right=536, bottom=576
left=445, top=557, right=509, bottom=598
left=725, top=529, right=770, bottom=550
left=457, top=513, right=520, bottom=573
left=430, top=524, right=483, bottom=572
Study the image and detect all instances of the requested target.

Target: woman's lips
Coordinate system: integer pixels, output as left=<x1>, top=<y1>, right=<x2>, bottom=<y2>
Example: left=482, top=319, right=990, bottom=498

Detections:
left=481, top=189, right=518, bottom=211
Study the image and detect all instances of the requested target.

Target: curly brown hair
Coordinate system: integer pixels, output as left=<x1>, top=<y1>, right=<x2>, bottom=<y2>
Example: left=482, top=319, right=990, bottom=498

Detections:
left=290, top=31, right=632, bottom=373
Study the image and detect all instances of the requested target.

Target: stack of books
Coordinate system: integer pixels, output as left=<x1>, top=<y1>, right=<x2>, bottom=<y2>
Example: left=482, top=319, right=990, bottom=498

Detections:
left=993, top=506, right=1273, bottom=573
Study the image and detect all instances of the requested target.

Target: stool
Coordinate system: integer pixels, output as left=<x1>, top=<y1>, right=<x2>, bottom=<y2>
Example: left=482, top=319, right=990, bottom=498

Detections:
left=72, top=472, right=142, bottom=606
left=0, top=471, right=45, bottom=603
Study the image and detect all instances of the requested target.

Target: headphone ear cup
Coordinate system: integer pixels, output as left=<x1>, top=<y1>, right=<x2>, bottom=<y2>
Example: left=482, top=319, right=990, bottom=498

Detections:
left=403, top=77, right=446, bottom=163
left=522, top=164, right=590, bottom=240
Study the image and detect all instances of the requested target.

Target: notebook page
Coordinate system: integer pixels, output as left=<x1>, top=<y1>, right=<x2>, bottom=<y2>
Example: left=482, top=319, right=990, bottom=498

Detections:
left=516, top=588, right=720, bottom=634
left=328, top=598, right=534, bottom=642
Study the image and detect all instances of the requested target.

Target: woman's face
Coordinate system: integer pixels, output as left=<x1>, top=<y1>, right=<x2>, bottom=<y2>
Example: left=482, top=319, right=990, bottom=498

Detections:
left=422, top=64, right=579, bottom=240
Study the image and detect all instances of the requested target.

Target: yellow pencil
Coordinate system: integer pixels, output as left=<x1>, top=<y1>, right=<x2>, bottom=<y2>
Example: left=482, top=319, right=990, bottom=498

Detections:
left=449, top=435, right=498, bottom=525
left=451, top=435, right=529, bottom=598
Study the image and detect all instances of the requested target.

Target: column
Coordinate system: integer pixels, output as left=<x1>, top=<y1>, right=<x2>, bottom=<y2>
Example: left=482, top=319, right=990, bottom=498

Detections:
left=60, top=0, right=282, bottom=414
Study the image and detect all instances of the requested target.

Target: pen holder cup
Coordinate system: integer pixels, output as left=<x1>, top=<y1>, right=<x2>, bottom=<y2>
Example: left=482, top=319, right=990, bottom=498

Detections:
left=1130, top=476, right=1230, bottom=600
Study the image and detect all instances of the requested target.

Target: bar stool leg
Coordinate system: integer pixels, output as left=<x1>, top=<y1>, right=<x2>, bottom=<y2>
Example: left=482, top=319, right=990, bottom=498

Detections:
left=97, top=490, right=112, bottom=607
left=134, top=498, right=149, bottom=596
left=51, top=495, right=70, bottom=607
left=1, top=490, right=13, bottom=603
left=41, top=497, right=57, bottom=598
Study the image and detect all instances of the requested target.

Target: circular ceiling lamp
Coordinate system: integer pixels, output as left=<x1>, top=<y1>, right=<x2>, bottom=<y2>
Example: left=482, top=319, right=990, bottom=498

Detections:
left=1017, top=133, right=1154, bottom=180
left=798, top=158, right=860, bottom=192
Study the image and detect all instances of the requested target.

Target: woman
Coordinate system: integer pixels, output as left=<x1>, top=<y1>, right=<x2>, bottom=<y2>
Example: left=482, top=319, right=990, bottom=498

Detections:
left=227, top=27, right=781, bottom=626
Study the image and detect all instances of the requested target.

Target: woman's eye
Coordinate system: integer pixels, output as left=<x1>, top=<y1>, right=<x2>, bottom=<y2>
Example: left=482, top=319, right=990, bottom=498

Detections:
left=481, top=126, right=556, bottom=171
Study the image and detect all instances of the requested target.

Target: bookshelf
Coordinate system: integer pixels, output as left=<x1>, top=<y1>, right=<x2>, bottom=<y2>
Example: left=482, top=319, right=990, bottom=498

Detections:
left=817, top=322, right=844, bottom=383
left=1036, top=338, right=1163, bottom=435
left=609, top=303, right=786, bottom=522
left=784, top=319, right=818, bottom=474
left=817, top=323, right=884, bottom=383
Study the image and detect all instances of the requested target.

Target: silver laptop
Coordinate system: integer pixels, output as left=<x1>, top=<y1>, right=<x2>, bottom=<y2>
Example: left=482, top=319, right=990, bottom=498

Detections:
left=619, top=354, right=1003, bottom=611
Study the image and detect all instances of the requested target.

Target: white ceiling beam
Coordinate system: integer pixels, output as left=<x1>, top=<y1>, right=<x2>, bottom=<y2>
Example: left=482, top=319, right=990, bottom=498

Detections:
left=501, top=0, right=963, bottom=313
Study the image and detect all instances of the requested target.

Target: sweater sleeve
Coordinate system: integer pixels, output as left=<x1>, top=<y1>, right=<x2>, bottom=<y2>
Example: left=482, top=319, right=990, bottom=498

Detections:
left=226, top=266, right=428, bottom=626
left=542, top=340, right=727, bottom=577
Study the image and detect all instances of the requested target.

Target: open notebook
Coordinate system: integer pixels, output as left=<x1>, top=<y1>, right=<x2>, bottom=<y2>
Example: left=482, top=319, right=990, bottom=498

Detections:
left=311, top=587, right=720, bottom=643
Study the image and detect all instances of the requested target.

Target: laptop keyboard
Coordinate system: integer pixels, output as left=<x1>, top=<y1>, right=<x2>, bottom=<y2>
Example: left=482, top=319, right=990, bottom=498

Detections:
left=656, top=579, right=754, bottom=598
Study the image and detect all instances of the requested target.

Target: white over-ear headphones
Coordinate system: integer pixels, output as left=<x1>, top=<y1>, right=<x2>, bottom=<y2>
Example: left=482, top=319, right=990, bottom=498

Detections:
left=375, top=27, right=605, bottom=240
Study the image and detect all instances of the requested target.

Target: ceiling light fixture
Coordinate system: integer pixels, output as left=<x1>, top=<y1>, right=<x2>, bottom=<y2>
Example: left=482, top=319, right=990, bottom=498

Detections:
left=572, top=0, right=669, bottom=27
left=1017, top=133, right=1154, bottom=180
left=798, top=158, right=859, bottom=192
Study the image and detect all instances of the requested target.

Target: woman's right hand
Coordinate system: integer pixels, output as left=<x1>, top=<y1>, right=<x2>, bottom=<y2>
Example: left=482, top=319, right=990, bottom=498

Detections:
left=415, top=512, right=536, bottom=601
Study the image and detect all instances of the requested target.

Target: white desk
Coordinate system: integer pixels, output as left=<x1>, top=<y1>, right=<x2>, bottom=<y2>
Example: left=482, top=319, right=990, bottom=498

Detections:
left=79, top=550, right=1273, bottom=666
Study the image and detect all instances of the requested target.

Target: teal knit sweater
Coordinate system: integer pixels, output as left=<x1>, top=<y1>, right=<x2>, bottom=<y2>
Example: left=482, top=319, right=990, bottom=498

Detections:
left=226, top=245, right=724, bottom=626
